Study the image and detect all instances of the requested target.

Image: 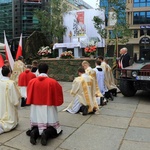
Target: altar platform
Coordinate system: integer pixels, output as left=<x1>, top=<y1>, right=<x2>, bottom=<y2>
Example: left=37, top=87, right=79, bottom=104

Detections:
left=40, top=57, right=113, bottom=82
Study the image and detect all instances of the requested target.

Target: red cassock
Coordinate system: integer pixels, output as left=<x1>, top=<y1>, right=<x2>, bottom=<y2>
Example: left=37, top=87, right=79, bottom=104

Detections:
left=18, top=70, right=36, bottom=86
left=26, top=76, right=64, bottom=106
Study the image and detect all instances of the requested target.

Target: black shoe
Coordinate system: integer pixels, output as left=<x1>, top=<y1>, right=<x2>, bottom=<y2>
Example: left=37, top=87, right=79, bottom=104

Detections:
left=41, top=129, right=48, bottom=146
left=100, top=97, right=105, bottom=106
left=30, top=127, right=39, bottom=145
left=21, top=97, right=26, bottom=107
left=26, top=129, right=31, bottom=136
left=82, top=105, right=89, bottom=116
left=26, top=126, right=38, bottom=136
left=110, top=93, right=114, bottom=101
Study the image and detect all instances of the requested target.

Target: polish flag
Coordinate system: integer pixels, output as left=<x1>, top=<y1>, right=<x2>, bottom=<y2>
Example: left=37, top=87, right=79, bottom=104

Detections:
left=4, top=31, right=14, bottom=70
left=0, top=54, right=4, bottom=67
left=16, top=33, right=22, bottom=60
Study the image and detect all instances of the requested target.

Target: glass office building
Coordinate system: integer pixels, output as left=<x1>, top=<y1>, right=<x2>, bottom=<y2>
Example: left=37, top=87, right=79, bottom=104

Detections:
left=0, top=0, right=43, bottom=42
left=100, top=0, right=150, bottom=53
left=0, top=0, right=91, bottom=43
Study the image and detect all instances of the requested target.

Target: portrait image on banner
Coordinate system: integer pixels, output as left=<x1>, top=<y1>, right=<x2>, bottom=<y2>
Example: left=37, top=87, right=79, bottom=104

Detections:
left=75, top=11, right=86, bottom=37
left=63, top=9, right=105, bottom=47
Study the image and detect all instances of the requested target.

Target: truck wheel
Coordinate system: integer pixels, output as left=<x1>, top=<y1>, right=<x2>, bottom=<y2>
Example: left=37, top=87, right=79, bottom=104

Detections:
left=119, top=80, right=137, bottom=97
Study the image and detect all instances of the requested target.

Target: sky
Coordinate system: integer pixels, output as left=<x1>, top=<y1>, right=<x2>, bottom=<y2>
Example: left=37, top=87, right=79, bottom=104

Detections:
left=83, top=0, right=99, bottom=8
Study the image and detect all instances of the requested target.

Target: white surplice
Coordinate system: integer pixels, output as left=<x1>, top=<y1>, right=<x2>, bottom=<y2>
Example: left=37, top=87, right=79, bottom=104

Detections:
left=93, top=66, right=108, bottom=95
left=29, top=73, right=61, bottom=135
left=0, top=77, right=21, bottom=134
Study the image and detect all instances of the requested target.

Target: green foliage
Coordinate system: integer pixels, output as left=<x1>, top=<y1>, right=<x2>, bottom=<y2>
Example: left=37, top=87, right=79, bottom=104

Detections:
left=24, top=31, right=50, bottom=63
left=34, top=0, right=68, bottom=44
left=93, top=16, right=107, bottom=39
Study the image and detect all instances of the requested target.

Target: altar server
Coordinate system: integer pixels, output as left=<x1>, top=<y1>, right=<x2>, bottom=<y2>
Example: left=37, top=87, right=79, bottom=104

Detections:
left=26, top=63, right=63, bottom=146
left=18, top=65, right=36, bottom=107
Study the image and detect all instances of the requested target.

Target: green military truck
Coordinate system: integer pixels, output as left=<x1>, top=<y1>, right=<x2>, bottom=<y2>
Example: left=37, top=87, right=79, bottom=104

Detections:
left=115, top=48, right=150, bottom=97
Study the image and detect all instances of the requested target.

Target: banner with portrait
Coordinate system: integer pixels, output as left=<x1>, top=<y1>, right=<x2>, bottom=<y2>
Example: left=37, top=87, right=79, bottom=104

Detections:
left=63, top=9, right=105, bottom=47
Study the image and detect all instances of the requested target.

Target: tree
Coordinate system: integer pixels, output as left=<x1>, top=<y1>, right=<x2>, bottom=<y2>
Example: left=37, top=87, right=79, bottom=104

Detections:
left=34, top=0, right=68, bottom=44
left=93, top=0, right=132, bottom=69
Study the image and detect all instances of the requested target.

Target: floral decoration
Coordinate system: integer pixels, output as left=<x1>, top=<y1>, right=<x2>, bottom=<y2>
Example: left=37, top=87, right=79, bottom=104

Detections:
left=84, top=45, right=97, bottom=56
left=60, top=51, right=74, bottom=59
left=37, top=46, right=51, bottom=57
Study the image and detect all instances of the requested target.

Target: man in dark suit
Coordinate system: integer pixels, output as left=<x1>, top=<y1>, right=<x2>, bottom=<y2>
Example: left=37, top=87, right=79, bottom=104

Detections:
left=119, top=47, right=130, bottom=68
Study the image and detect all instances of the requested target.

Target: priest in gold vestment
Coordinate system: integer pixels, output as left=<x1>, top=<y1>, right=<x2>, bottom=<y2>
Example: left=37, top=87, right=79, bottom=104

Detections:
left=64, top=67, right=99, bottom=115
left=97, top=56, right=118, bottom=97
left=10, top=56, right=26, bottom=85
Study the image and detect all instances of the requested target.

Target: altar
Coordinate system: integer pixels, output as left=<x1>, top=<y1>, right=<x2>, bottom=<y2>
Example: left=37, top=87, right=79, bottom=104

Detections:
left=53, top=42, right=82, bottom=58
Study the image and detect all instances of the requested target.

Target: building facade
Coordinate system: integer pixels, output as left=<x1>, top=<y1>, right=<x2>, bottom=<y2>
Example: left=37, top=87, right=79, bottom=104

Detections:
left=100, top=0, right=150, bottom=56
left=0, top=0, right=91, bottom=43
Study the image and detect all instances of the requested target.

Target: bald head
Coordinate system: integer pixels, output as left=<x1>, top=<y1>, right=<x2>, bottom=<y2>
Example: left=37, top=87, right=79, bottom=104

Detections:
left=121, top=47, right=128, bottom=55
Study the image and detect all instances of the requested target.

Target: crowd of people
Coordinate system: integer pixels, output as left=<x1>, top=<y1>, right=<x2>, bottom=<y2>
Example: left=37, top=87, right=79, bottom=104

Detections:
left=0, top=47, right=130, bottom=146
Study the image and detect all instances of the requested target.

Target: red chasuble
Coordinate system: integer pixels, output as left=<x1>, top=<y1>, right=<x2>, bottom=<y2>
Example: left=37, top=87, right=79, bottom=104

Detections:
left=26, top=76, right=64, bottom=106
left=18, top=70, right=36, bottom=86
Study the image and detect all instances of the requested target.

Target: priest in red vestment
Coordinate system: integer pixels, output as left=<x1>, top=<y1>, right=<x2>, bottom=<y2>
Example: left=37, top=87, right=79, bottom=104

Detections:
left=18, top=65, right=36, bottom=107
left=26, top=63, right=64, bottom=146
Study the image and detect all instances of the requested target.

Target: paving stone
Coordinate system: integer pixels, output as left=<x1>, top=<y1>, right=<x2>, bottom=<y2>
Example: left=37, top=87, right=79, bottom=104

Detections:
left=125, top=127, right=150, bottom=142
left=120, top=140, right=150, bottom=150
left=62, top=93, right=74, bottom=103
left=0, top=130, right=21, bottom=143
left=100, top=107, right=133, bottom=118
left=16, top=117, right=30, bottom=131
left=112, top=93, right=139, bottom=105
left=18, top=108, right=30, bottom=118
left=130, top=117, right=150, bottom=128
left=134, top=112, right=150, bottom=119
left=56, top=148, right=67, bottom=150
left=86, top=114, right=130, bottom=129
left=60, top=124, right=125, bottom=150
left=57, top=126, right=77, bottom=140
left=0, top=146, right=16, bottom=150
left=5, top=131, right=63, bottom=150
left=59, top=111, right=90, bottom=128
left=136, top=104, right=150, bottom=114
left=104, top=102, right=137, bottom=111
left=57, top=104, right=69, bottom=112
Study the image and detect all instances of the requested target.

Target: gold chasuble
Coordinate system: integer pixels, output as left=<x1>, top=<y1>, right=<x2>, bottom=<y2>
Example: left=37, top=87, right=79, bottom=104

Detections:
left=85, top=67, right=103, bottom=97
left=10, top=60, right=26, bottom=85
left=101, top=62, right=117, bottom=90
left=69, top=74, right=99, bottom=113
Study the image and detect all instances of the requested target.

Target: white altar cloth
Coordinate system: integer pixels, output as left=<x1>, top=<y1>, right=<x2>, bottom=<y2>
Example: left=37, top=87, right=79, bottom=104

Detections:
left=53, top=42, right=82, bottom=58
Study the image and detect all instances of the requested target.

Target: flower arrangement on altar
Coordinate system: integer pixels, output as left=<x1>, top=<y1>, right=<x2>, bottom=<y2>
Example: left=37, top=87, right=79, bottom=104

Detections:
left=84, top=45, right=97, bottom=56
left=37, top=46, right=51, bottom=57
left=60, top=51, right=74, bottom=59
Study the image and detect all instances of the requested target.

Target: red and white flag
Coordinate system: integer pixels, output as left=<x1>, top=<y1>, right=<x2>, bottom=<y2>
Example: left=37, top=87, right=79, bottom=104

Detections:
left=4, top=31, right=14, bottom=70
left=16, top=33, right=22, bottom=60
left=0, top=54, right=4, bottom=67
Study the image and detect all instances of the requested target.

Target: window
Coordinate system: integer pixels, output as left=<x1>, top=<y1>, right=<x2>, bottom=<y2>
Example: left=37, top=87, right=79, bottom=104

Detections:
left=134, top=30, right=138, bottom=38
left=134, top=0, right=150, bottom=7
left=133, top=11, right=150, bottom=24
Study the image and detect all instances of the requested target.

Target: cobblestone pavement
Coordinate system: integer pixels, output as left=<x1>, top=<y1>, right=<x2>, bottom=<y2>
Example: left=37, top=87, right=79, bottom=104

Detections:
left=0, top=82, right=150, bottom=150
